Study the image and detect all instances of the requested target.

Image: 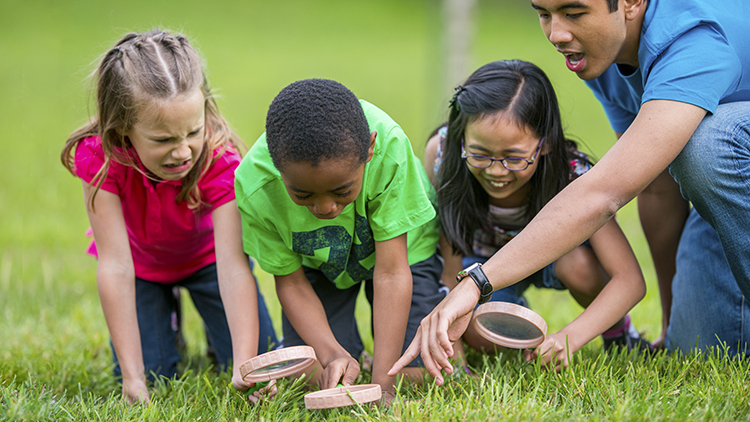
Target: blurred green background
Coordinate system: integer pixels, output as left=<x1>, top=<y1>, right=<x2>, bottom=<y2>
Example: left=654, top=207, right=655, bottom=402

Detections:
left=0, top=0, right=657, bottom=375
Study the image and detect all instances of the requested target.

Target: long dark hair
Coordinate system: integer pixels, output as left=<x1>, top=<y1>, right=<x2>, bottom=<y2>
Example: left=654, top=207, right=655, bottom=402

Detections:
left=437, top=60, right=572, bottom=255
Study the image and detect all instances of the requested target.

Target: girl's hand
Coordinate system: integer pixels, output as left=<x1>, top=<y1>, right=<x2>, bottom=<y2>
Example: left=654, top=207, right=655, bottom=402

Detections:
left=524, top=332, right=572, bottom=371
left=388, top=280, right=478, bottom=385
left=232, top=367, right=277, bottom=404
left=651, top=331, right=667, bottom=350
left=246, top=380, right=277, bottom=404
left=232, top=366, right=251, bottom=392
left=122, top=376, right=150, bottom=404
left=321, top=354, right=360, bottom=389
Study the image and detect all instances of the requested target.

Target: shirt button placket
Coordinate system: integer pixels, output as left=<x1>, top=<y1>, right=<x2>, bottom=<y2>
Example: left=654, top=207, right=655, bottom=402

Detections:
left=151, top=184, right=163, bottom=237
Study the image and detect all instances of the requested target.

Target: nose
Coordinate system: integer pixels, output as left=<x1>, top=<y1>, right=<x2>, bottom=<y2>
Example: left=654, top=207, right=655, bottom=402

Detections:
left=312, top=197, right=337, bottom=216
left=172, top=140, right=192, bottom=161
left=547, top=16, right=573, bottom=46
left=485, top=161, right=511, bottom=176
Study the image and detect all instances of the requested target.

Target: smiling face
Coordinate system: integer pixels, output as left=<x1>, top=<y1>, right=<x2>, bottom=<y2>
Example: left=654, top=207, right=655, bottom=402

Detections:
left=531, top=0, right=637, bottom=81
left=464, top=112, right=544, bottom=208
left=124, top=89, right=206, bottom=181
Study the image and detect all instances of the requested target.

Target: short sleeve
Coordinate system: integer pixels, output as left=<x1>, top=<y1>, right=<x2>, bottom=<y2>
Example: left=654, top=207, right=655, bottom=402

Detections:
left=585, top=69, right=641, bottom=133
left=366, top=126, right=436, bottom=242
left=73, top=136, right=120, bottom=194
left=200, top=146, right=241, bottom=210
left=235, top=176, right=303, bottom=276
left=642, top=24, right=741, bottom=114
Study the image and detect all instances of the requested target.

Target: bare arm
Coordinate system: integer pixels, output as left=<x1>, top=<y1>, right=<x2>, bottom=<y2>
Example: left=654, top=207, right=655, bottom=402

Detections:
left=530, top=218, right=646, bottom=368
left=481, top=100, right=705, bottom=292
left=423, top=134, right=464, bottom=289
left=212, top=200, right=261, bottom=391
left=82, top=181, right=148, bottom=403
left=275, top=267, right=360, bottom=388
left=371, top=234, right=412, bottom=396
left=391, top=99, right=707, bottom=384
left=423, top=133, right=440, bottom=187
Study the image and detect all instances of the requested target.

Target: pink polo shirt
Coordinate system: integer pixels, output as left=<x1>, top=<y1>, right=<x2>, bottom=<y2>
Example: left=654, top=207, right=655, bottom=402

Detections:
left=74, top=136, right=240, bottom=283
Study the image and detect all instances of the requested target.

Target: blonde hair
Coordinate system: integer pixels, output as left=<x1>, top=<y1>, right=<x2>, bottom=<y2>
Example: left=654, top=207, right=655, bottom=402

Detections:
left=61, top=29, right=244, bottom=210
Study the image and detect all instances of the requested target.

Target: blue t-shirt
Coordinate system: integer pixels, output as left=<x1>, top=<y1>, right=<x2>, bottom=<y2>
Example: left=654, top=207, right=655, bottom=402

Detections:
left=586, top=0, right=750, bottom=133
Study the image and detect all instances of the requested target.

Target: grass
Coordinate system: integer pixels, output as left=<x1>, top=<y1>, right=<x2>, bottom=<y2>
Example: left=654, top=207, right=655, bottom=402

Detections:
left=1, top=0, right=747, bottom=420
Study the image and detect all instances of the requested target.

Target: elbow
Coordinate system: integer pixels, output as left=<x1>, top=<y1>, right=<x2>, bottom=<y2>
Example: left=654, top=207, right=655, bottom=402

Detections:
left=96, top=259, right=134, bottom=288
left=635, top=275, right=647, bottom=303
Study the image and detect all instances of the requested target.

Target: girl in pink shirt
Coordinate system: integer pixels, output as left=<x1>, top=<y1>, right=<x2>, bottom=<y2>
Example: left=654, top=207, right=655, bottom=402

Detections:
left=61, top=29, right=276, bottom=404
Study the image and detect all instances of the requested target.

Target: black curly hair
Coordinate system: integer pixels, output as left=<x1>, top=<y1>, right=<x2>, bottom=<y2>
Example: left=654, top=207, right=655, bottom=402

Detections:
left=266, top=78, right=371, bottom=172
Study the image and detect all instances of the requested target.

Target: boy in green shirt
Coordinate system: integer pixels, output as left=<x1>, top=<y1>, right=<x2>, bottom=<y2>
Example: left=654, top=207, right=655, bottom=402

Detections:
left=235, top=79, right=445, bottom=402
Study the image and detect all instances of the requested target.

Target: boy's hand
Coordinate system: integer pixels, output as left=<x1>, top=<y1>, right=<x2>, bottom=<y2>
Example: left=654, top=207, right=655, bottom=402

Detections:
left=321, top=354, right=360, bottom=389
left=524, top=332, right=572, bottom=372
left=122, top=376, right=150, bottom=404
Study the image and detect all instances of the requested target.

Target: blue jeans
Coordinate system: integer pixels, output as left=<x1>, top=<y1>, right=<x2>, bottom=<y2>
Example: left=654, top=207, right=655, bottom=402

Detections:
left=112, top=262, right=278, bottom=380
left=670, top=101, right=750, bottom=300
left=666, top=208, right=749, bottom=357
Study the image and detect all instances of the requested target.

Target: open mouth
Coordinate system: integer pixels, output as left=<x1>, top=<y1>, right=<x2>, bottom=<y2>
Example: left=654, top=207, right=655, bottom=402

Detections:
left=487, top=180, right=510, bottom=189
left=565, top=53, right=585, bottom=72
left=163, top=160, right=192, bottom=173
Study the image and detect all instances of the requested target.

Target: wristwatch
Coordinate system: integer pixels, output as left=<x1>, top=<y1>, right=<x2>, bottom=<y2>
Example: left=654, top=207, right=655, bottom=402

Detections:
left=456, top=262, right=494, bottom=305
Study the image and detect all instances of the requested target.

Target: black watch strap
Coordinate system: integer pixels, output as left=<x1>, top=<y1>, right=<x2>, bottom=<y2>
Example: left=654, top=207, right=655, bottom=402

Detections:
left=456, top=263, right=494, bottom=304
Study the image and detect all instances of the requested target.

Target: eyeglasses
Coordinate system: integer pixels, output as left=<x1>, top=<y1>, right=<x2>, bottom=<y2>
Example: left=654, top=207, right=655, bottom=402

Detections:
left=461, top=138, right=545, bottom=171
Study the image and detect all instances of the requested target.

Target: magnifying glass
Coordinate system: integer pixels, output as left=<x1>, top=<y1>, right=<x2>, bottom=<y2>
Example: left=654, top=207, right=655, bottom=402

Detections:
left=472, top=302, right=548, bottom=348
left=240, top=345, right=317, bottom=386
left=304, top=384, right=382, bottom=409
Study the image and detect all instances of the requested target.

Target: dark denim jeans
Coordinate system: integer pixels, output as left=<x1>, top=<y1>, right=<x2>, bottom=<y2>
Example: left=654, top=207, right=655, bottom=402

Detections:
left=112, top=262, right=277, bottom=381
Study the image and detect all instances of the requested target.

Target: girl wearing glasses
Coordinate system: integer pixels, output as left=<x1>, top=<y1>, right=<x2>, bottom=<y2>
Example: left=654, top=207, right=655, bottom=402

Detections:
left=423, top=60, right=649, bottom=369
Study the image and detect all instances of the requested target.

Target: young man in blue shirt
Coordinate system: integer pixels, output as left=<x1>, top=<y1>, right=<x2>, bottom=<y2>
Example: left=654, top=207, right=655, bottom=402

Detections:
left=391, top=0, right=750, bottom=383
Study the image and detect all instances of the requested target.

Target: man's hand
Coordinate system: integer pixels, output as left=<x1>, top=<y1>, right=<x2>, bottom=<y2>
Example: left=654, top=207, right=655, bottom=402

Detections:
left=388, top=280, right=479, bottom=385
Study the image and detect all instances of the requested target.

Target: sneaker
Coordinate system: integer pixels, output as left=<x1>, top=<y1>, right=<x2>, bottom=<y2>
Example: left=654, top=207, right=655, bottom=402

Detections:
left=602, top=315, right=651, bottom=352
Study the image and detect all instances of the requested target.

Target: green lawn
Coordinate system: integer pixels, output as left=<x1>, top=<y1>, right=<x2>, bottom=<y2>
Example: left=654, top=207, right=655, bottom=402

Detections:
left=2, top=0, right=745, bottom=420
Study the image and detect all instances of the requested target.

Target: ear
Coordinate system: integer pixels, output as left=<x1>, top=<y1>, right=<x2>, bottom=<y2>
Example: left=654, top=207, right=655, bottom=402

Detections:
left=366, top=131, right=377, bottom=163
left=113, top=127, right=131, bottom=146
left=539, top=138, right=551, bottom=156
left=623, top=0, right=644, bottom=20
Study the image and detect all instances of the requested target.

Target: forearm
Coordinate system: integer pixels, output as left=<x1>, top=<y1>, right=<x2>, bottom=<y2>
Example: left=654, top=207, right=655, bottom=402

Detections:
left=484, top=171, right=619, bottom=291
left=96, top=264, right=144, bottom=381
left=217, top=263, right=259, bottom=371
left=212, top=202, right=263, bottom=370
left=483, top=100, right=705, bottom=294
left=439, top=233, right=463, bottom=290
left=558, top=271, right=646, bottom=352
left=371, top=270, right=412, bottom=388
left=275, top=271, right=349, bottom=366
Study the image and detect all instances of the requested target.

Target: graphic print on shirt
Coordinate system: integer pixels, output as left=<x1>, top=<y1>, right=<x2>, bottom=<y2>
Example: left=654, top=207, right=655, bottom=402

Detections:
left=292, top=212, right=375, bottom=285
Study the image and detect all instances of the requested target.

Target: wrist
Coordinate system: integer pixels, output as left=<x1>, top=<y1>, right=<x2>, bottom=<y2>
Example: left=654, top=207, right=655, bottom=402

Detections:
left=456, top=262, right=494, bottom=304
left=319, top=347, right=353, bottom=368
